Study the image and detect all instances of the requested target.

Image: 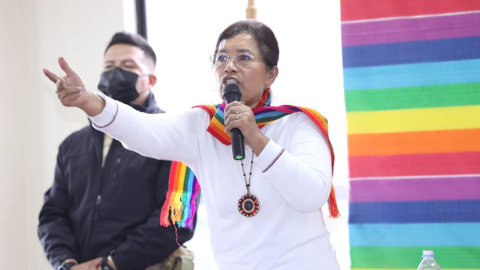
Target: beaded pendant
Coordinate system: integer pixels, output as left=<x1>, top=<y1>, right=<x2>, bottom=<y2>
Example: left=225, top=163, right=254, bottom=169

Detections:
left=238, top=193, right=260, bottom=217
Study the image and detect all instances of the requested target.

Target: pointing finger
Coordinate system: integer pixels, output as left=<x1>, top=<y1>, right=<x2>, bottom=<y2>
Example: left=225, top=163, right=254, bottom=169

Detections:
left=43, top=68, right=61, bottom=83
left=58, top=57, right=77, bottom=77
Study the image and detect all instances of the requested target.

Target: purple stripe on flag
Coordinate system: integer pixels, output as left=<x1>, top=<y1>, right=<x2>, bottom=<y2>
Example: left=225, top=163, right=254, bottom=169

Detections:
left=342, top=12, right=480, bottom=46
left=350, top=176, right=480, bottom=202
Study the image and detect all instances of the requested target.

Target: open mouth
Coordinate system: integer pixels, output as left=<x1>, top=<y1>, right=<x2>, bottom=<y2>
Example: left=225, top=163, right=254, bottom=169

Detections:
left=222, top=77, right=239, bottom=85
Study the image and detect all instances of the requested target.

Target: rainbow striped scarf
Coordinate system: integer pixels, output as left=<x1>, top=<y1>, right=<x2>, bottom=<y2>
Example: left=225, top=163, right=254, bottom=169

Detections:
left=160, top=90, right=339, bottom=229
left=198, top=89, right=339, bottom=218
left=160, top=162, right=199, bottom=228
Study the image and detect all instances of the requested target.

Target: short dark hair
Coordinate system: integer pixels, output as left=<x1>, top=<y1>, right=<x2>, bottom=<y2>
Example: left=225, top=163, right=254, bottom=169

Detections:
left=105, top=32, right=157, bottom=67
left=214, top=20, right=279, bottom=71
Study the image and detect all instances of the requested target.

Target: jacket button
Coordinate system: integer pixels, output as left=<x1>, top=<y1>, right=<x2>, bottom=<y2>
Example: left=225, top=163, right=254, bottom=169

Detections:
left=113, top=173, right=117, bottom=180
left=116, top=158, right=121, bottom=165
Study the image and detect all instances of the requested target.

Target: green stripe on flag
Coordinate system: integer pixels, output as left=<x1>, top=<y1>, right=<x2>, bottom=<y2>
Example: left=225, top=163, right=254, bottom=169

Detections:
left=351, top=246, right=480, bottom=268
left=345, top=82, right=480, bottom=112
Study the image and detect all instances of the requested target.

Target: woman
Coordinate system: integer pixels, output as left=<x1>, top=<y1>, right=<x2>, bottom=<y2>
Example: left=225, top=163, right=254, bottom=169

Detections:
left=45, top=20, right=340, bottom=270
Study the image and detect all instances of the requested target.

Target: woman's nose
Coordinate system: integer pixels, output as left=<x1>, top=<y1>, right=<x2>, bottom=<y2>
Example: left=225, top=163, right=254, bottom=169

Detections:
left=224, top=57, right=237, bottom=73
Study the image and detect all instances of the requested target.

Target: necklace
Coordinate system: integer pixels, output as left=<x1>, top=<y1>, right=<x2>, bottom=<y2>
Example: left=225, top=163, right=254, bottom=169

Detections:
left=238, top=150, right=260, bottom=217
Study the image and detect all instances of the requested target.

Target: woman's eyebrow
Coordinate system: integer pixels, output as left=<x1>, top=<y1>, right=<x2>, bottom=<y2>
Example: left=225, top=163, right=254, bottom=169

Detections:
left=217, top=48, right=254, bottom=54
left=237, top=48, right=253, bottom=53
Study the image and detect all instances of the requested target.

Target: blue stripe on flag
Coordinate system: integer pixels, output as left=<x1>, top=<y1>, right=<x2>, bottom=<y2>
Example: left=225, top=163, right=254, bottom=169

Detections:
left=349, top=223, right=480, bottom=247
left=343, top=36, right=480, bottom=68
left=343, top=59, right=480, bottom=90
left=349, top=200, right=480, bottom=224
left=255, top=111, right=284, bottom=118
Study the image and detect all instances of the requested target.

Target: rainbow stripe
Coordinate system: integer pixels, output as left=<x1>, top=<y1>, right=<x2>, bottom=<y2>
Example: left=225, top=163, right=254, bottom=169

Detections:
left=342, top=0, right=480, bottom=269
left=195, top=89, right=339, bottom=218
left=160, top=161, right=199, bottom=228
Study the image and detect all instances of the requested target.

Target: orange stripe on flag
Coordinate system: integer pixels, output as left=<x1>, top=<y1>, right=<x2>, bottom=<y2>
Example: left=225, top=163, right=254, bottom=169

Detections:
left=348, top=128, right=480, bottom=156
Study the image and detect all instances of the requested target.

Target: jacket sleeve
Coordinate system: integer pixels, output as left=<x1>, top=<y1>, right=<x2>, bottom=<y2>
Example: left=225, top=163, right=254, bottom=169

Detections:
left=111, top=161, right=196, bottom=270
left=38, top=143, right=79, bottom=269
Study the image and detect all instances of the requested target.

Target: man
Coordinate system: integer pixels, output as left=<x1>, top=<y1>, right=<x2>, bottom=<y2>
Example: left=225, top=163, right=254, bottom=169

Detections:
left=38, top=32, right=195, bottom=270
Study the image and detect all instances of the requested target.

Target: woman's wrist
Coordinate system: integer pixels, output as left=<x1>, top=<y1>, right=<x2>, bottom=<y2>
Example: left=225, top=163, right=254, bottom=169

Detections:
left=247, top=131, right=269, bottom=156
left=81, top=92, right=105, bottom=117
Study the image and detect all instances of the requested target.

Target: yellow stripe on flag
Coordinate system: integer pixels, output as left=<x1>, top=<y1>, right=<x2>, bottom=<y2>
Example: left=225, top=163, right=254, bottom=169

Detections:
left=347, top=105, right=480, bottom=134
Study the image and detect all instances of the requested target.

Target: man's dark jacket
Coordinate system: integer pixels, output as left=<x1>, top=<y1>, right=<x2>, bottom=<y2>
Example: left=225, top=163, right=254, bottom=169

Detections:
left=38, top=93, right=195, bottom=270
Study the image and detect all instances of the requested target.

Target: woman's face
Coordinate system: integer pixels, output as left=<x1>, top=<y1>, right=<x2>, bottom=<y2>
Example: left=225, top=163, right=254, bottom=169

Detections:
left=215, top=33, right=278, bottom=108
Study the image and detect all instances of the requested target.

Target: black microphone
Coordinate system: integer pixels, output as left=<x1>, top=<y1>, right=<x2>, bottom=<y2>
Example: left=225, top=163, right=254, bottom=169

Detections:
left=223, top=80, right=245, bottom=160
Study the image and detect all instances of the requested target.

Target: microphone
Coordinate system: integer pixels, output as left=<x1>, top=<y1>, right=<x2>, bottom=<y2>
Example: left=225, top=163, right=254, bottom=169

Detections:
left=223, top=79, right=245, bottom=160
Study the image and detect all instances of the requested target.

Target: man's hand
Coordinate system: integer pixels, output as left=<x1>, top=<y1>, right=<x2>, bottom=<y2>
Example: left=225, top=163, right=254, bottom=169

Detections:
left=70, top=257, right=102, bottom=270
left=43, top=57, right=105, bottom=116
left=94, top=255, right=117, bottom=270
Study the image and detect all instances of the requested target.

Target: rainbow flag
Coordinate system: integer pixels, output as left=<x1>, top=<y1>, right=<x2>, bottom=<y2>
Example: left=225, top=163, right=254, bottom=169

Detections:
left=341, top=0, right=480, bottom=269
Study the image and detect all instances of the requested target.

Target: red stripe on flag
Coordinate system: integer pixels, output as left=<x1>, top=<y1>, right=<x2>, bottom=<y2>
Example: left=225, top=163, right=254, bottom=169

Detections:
left=349, top=151, right=480, bottom=177
left=341, top=0, right=480, bottom=22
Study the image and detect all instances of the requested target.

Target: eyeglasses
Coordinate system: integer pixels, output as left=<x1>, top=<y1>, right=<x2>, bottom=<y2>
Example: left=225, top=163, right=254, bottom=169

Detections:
left=210, top=52, right=262, bottom=68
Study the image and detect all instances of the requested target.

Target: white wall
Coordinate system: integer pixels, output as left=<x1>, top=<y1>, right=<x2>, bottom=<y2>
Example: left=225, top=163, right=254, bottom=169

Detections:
left=0, top=0, right=127, bottom=268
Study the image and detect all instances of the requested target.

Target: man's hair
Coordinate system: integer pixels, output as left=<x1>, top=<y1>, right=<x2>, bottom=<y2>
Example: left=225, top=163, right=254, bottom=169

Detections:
left=105, top=32, right=157, bottom=68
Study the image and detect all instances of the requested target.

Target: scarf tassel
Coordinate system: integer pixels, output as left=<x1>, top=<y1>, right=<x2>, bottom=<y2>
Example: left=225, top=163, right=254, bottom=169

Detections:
left=328, top=186, right=340, bottom=218
left=160, top=185, right=199, bottom=229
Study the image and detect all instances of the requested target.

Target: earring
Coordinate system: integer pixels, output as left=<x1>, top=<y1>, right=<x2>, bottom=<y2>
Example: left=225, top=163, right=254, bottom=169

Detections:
left=260, top=86, right=269, bottom=104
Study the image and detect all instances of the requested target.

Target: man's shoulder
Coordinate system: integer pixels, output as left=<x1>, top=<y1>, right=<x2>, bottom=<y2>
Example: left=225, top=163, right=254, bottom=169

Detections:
left=58, top=125, right=95, bottom=151
left=62, top=125, right=92, bottom=140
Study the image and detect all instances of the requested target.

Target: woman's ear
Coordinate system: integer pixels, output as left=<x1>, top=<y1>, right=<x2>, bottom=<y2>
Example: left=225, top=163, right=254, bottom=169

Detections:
left=266, top=66, right=279, bottom=87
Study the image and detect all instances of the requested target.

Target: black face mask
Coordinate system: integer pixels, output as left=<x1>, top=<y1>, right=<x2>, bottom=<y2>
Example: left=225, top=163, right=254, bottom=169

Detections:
left=98, top=67, right=140, bottom=104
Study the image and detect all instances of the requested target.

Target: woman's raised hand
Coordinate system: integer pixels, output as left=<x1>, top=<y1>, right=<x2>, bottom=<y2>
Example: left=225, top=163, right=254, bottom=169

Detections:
left=224, top=101, right=269, bottom=156
left=43, top=57, right=105, bottom=116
